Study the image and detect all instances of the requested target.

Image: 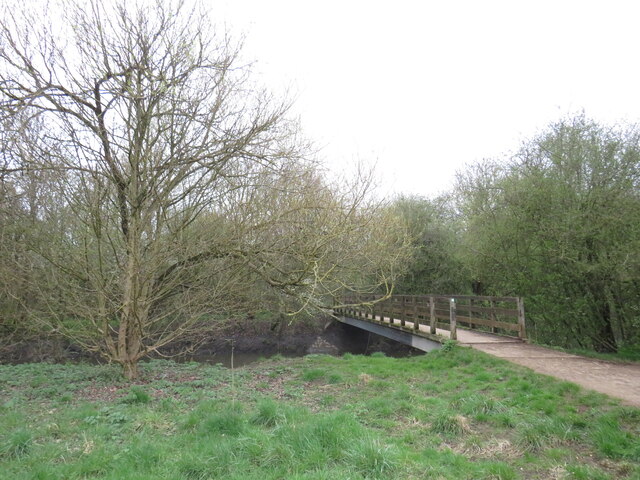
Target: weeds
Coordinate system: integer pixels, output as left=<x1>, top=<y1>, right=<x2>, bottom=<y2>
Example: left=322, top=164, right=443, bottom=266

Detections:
left=121, top=385, right=151, bottom=404
left=441, top=339, right=457, bottom=352
left=200, top=410, right=246, bottom=436
left=592, top=415, right=640, bottom=460
left=1, top=429, right=32, bottom=458
left=250, top=398, right=277, bottom=426
left=431, top=413, right=470, bottom=436
left=301, top=368, right=326, bottom=381
left=370, top=351, right=387, bottom=358
left=349, top=436, right=399, bottom=478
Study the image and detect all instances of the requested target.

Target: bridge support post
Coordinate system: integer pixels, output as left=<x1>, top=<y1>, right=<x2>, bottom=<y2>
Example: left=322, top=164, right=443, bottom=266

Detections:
left=469, top=298, right=476, bottom=329
left=490, top=299, right=497, bottom=333
left=450, top=298, right=457, bottom=340
left=517, top=297, right=526, bottom=340
left=429, top=296, right=436, bottom=334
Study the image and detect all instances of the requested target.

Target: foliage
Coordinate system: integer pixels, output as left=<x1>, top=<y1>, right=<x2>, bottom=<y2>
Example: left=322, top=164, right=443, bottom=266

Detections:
left=390, top=194, right=469, bottom=295
left=0, top=0, right=411, bottom=377
left=441, top=339, right=458, bottom=352
left=455, top=115, right=640, bottom=351
left=121, top=386, right=151, bottom=405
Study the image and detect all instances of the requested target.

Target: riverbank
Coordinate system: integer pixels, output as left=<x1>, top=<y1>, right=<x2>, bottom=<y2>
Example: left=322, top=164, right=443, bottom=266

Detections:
left=0, top=316, right=421, bottom=366
left=1, top=347, right=639, bottom=479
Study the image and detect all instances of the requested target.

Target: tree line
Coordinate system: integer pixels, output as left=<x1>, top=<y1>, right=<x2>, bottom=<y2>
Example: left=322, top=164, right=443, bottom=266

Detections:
left=393, top=116, right=640, bottom=354
left=1, top=1, right=637, bottom=378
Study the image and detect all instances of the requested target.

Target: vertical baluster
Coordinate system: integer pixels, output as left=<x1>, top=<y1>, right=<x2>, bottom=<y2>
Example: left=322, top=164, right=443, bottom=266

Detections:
left=429, top=296, right=436, bottom=334
left=517, top=297, right=526, bottom=340
left=450, top=298, right=457, bottom=340
left=490, top=299, right=497, bottom=333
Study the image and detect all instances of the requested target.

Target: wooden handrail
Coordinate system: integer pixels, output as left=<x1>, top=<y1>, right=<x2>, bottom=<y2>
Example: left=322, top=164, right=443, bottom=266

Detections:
left=335, top=294, right=526, bottom=340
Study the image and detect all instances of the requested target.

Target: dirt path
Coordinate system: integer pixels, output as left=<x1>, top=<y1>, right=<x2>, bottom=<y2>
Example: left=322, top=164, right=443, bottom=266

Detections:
left=450, top=329, right=640, bottom=407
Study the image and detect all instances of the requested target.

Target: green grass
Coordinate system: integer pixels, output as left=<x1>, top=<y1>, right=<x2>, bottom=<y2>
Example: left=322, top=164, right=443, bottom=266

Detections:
left=1, top=347, right=639, bottom=479
left=542, top=343, right=640, bottom=364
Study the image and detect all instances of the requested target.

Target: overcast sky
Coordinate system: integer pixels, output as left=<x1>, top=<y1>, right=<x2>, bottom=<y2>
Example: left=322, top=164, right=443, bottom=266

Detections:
left=217, top=0, right=640, bottom=198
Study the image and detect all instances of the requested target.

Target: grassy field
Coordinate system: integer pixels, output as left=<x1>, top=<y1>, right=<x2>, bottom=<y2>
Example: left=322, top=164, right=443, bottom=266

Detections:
left=1, top=345, right=639, bottom=479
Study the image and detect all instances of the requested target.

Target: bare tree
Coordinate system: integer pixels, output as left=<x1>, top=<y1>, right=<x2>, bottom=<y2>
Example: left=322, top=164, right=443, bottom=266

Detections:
left=0, top=1, right=410, bottom=377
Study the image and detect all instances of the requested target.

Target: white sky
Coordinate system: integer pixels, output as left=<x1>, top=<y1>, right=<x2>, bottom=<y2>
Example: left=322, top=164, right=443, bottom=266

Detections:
left=218, top=1, right=639, bottom=197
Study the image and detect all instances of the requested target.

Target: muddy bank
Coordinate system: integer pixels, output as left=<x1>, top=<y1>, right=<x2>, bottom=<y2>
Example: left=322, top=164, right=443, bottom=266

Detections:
left=162, top=317, right=422, bottom=362
left=0, top=317, right=423, bottom=365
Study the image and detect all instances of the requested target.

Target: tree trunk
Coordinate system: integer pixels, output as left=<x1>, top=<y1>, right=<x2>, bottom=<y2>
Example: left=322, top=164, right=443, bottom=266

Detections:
left=118, top=222, right=144, bottom=379
left=471, top=280, right=483, bottom=296
left=121, top=357, right=139, bottom=380
left=593, top=298, right=618, bottom=353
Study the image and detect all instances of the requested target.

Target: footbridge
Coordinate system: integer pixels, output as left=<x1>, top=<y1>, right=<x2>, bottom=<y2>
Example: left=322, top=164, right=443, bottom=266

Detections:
left=333, top=294, right=526, bottom=352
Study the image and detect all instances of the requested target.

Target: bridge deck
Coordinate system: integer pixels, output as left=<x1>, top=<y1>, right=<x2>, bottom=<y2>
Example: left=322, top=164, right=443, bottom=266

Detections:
left=338, top=313, right=524, bottom=352
left=440, top=327, right=523, bottom=345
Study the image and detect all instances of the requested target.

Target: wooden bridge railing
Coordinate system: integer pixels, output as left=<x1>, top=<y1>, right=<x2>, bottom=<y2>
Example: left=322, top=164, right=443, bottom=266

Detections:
left=334, top=294, right=526, bottom=341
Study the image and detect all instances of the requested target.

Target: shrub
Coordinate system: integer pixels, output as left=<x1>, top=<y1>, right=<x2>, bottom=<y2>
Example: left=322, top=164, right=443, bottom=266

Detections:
left=121, top=386, right=151, bottom=404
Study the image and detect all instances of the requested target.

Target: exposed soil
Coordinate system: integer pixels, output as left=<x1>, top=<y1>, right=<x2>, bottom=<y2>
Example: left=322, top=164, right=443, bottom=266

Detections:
left=454, top=329, right=640, bottom=407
